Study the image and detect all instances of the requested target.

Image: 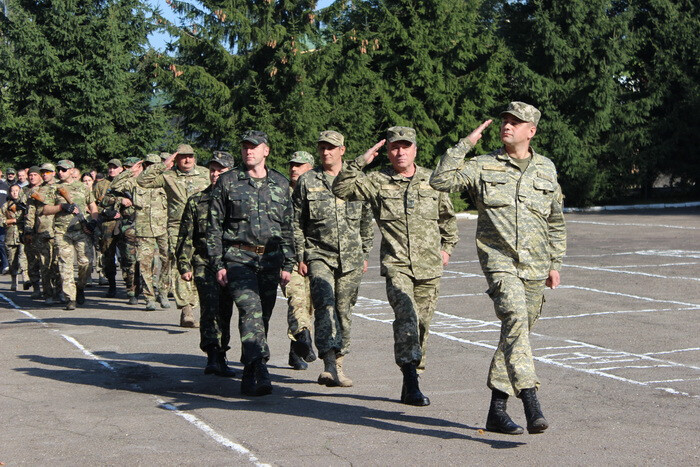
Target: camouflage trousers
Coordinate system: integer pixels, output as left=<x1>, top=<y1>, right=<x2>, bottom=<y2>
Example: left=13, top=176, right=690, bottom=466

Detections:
left=224, top=263, right=280, bottom=365
left=100, top=223, right=127, bottom=284
left=282, top=264, right=314, bottom=340
left=6, top=243, right=22, bottom=276
left=308, top=260, right=362, bottom=358
left=122, top=225, right=141, bottom=296
left=137, top=235, right=170, bottom=302
left=34, top=235, right=59, bottom=298
left=55, top=229, right=93, bottom=301
left=194, top=265, right=233, bottom=352
left=169, top=249, right=196, bottom=310
left=485, top=272, right=545, bottom=397
left=385, top=272, right=441, bottom=369
left=25, top=240, right=42, bottom=286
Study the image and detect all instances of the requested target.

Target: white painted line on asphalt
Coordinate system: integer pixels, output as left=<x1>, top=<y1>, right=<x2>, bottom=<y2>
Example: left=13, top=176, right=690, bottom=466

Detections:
left=606, top=262, right=699, bottom=269
left=557, top=285, right=700, bottom=308
left=539, top=307, right=697, bottom=320
left=0, top=293, right=268, bottom=466
left=643, top=378, right=700, bottom=384
left=595, top=365, right=676, bottom=371
left=564, top=263, right=700, bottom=281
left=644, top=348, right=700, bottom=356
left=567, top=220, right=698, bottom=230
left=156, top=398, right=269, bottom=466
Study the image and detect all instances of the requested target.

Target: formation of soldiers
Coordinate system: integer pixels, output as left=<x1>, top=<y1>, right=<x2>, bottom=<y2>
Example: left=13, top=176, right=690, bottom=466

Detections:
left=1, top=101, right=566, bottom=435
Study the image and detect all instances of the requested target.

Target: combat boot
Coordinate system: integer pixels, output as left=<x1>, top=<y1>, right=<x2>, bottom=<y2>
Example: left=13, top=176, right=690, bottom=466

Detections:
left=10, top=275, right=17, bottom=291
left=98, top=274, right=108, bottom=286
left=318, top=351, right=340, bottom=387
left=64, top=300, right=76, bottom=311
left=215, top=352, right=237, bottom=378
left=240, top=364, right=256, bottom=395
left=288, top=342, right=308, bottom=370
left=520, top=388, right=549, bottom=434
left=179, top=305, right=198, bottom=328
left=400, top=363, right=430, bottom=406
left=291, top=328, right=316, bottom=363
left=127, top=294, right=138, bottom=305
left=106, top=278, right=116, bottom=298
left=335, top=354, right=353, bottom=387
left=253, top=359, right=273, bottom=396
left=157, top=294, right=171, bottom=309
left=30, top=283, right=42, bottom=299
left=485, top=389, right=524, bottom=435
left=145, top=301, right=157, bottom=311
left=23, top=280, right=32, bottom=290
left=76, top=288, right=85, bottom=305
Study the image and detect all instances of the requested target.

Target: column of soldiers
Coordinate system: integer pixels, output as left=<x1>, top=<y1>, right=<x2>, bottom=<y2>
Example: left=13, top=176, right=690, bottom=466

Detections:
left=3, top=101, right=566, bottom=435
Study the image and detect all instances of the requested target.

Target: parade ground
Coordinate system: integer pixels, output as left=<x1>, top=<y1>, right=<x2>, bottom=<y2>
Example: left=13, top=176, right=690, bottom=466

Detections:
left=1, top=207, right=699, bottom=465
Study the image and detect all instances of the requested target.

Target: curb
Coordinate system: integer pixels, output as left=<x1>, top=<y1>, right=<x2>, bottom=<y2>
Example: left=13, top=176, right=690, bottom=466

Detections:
left=455, top=201, right=700, bottom=218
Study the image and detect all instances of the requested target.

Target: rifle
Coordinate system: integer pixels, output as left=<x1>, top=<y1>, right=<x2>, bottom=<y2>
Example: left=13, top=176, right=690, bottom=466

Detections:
left=30, top=191, right=46, bottom=204
left=57, top=187, right=97, bottom=234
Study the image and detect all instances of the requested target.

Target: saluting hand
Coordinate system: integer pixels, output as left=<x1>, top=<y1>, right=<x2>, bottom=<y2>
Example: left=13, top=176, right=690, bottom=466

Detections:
left=164, top=151, right=178, bottom=170
left=361, top=139, right=386, bottom=165
left=466, top=119, right=493, bottom=146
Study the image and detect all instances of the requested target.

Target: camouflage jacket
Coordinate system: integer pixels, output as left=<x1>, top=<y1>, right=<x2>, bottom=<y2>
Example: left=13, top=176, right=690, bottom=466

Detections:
left=137, top=163, right=210, bottom=236
left=332, top=156, right=458, bottom=280
left=176, top=185, right=213, bottom=275
left=110, top=171, right=167, bottom=237
left=206, top=167, right=295, bottom=273
left=0, top=198, right=26, bottom=245
left=430, top=140, right=567, bottom=280
left=292, top=166, right=374, bottom=273
left=25, top=181, right=56, bottom=238
left=49, top=179, right=95, bottom=234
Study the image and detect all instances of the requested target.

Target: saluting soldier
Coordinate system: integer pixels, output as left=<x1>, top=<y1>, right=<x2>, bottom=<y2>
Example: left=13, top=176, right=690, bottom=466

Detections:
left=430, top=102, right=567, bottom=434
left=333, top=126, right=458, bottom=406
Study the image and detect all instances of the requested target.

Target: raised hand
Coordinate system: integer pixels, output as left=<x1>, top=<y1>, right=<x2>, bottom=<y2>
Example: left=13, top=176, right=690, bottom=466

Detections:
left=361, top=139, right=386, bottom=164
left=466, top=119, right=493, bottom=146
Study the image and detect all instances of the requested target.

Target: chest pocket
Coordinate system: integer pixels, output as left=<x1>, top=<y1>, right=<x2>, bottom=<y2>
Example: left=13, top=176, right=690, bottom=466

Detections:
left=307, top=190, right=333, bottom=220
left=379, top=188, right=403, bottom=220
left=227, top=193, right=248, bottom=220
left=480, top=170, right=512, bottom=208
left=345, top=200, right=362, bottom=220
left=417, top=189, right=439, bottom=220
left=528, top=176, right=554, bottom=217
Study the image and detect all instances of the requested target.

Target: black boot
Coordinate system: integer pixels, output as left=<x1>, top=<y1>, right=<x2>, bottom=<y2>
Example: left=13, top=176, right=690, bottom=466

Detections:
left=240, top=364, right=256, bottom=395
left=400, top=363, right=430, bottom=406
left=520, top=388, right=549, bottom=434
left=76, top=288, right=85, bottom=305
left=485, top=390, right=524, bottom=434
left=204, top=349, right=220, bottom=375
left=215, top=352, right=237, bottom=377
left=292, top=328, right=317, bottom=363
left=106, top=278, right=116, bottom=298
left=253, top=359, right=273, bottom=396
left=288, top=342, right=308, bottom=370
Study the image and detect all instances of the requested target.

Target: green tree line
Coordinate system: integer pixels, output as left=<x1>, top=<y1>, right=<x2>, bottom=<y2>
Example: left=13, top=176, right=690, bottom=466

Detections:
left=1, top=0, right=697, bottom=206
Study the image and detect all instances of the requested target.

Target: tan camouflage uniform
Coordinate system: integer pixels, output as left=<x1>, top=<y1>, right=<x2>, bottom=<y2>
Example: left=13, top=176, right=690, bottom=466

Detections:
left=430, top=139, right=566, bottom=396
left=333, top=156, right=458, bottom=370
left=25, top=181, right=59, bottom=299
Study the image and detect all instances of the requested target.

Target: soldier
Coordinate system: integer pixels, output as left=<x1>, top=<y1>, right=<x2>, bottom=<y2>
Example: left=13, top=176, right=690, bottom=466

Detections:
left=207, top=130, right=295, bottom=396
left=430, top=102, right=567, bottom=435
left=333, top=126, right=458, bottom=406
left=284, top=151, right=316, bottom=371
left=21, top=167, right=44, bottom=293
left=108, top=157, right=144, bottom=305
left=293, top=131, right=374, bottom=387
left=95, top=158, right=125, bottom=298
left=176, top=151, right=236, bottom=376
left=1, top=184, right=27, bottom=290
left=40, top=159, right=98, bottom=310
left=6, top=168, right=17, bottom=185
left=138, top=144, right=209, bottom=327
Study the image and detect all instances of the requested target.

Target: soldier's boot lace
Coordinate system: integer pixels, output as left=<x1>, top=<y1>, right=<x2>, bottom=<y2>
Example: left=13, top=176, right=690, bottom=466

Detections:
left=485, top=389, right=524, bottom=434
left=335, top=354, right=353, bottom=387
left=400, top=363, right=430, bottom=406
left=318, top=351, right=340, bottom=387
left=520, top=388, right=548, bottom=434
left=252, top=359, right=272, bottom=396
left=179, top=305, right=198, bottom=328
left=288, top=342, right=308, bottom=370
left=215, top=352, right=237, bottom=378
left=292, top=328, right=317, bottom=363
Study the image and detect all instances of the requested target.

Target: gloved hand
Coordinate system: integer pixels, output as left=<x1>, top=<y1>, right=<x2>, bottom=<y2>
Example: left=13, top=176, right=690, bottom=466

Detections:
left=61, top=203, right=77, bottom=213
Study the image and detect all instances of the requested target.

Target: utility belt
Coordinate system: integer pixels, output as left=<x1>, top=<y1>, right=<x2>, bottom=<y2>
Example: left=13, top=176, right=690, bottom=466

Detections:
left=229, top=242, right=276, bottom=255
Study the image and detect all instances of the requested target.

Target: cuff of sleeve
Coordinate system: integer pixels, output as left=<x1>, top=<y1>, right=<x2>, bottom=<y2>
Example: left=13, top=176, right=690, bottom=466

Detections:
left=549, top=260, right=562, bottom=271
left=211, top=258, right=224, bottom=272
left=353, top=154, right=369, bottom=169
left=441, top=244, right=455, bottom=256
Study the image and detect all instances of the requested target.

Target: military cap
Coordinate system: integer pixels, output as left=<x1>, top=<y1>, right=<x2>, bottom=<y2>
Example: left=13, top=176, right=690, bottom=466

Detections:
left=317, top=130, right=344, bottom=147
left=40, top=163, right=56, bottom=172
left=56, top=159, right=75, bottom=170
left=241, top=130, right=268, bottom=146
left=144, top=153, right=161, bottom=164
left=6, top=168, right=16, bottom=175
left=208, top=151, right=235, bottom=169
left=123, top=157, right=141, bottom=167
left=501, top=101, right=541, bottom=126
left=175, top=144, right=195, bottom=155
left=386, top=126, right=417, bottom=144
left=28, top=166, right=42, bottom=175
left=288, top=151, right=314, bottom=165
left=107, top=158, right=122, bottom=168
left=159, top=152, right=170, bottom=160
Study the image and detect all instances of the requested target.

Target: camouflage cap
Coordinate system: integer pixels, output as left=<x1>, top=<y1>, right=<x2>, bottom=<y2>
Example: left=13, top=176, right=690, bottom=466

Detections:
left=317, top=130, right=344, bottom=147
left=288, top=151, right=314, bottom=165
left=176, top=143, right=195, bottom=155
left=241, top=130, right=268, bottom=146
left=144, top=153, right=161, bottom=164
left=107, top=158, right=122, bottom=168
left=500, top=101, right=541, bottom=126
left=6, top=168, right=16, bottom=174
left=386, top=126, right=417, bottom=144
left=123, top=156, right=141, bottom=167
left=28, top=166, right=42, bottom=175
left=56, top=159, right=75, bottom=170
left=40, top=162, right=56, bottom=172
left=208, top=151, right=235, bottom=169
left=159, top=152, right=170, bottom=160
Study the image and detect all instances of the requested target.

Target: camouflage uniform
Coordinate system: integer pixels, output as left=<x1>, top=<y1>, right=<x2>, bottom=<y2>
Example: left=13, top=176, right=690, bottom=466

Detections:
left=1, top=198, right=26, bottom=281
left=25, top=181, right=59, bottom=299
left=177, top=185, right=233, bottom=351
left=206, top=167, right=295, bottom=365
left=293, top=166, right=374, bottom=358
left=94, top=177, right=127, bottom=292
left=137, top=160, right=209, bottom=310
left=49, top=179, right=95, bottom=302
left=429, top=134, right=566, bottom=397
left=283, top=259, right=313, bottom=339
left=333, top=154, right=458, bottom=369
